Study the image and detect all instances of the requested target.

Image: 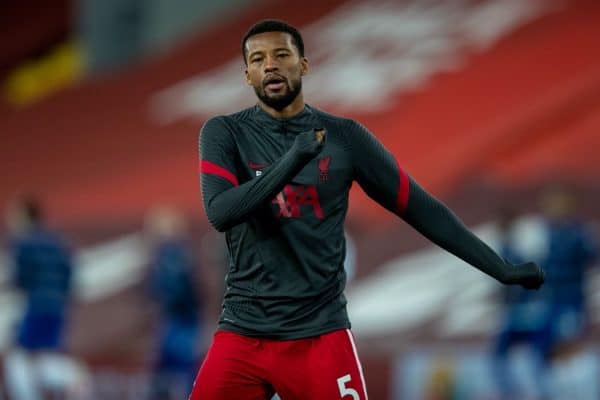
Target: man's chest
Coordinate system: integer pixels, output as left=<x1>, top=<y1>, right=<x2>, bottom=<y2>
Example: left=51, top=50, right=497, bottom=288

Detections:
left=233, top=123, right=353, bottom=220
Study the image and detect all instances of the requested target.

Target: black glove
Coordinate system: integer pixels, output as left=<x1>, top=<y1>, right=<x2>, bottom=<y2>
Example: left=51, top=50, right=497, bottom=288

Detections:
left=291, top=128, right=325, bottom=160
left=505, top=262, right=545, bottom=290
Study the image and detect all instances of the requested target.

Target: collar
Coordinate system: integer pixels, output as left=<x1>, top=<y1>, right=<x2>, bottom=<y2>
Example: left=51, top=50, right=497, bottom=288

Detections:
left=253, top=104, right=320, bottom=134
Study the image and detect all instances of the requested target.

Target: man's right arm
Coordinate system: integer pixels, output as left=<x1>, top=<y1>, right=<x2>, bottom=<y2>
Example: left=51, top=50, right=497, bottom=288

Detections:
left=199, top=117, right=323, bottom=232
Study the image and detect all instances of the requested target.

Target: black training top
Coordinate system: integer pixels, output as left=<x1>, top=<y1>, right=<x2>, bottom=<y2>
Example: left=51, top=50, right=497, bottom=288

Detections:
left=199, top=104, right=539, bottom=339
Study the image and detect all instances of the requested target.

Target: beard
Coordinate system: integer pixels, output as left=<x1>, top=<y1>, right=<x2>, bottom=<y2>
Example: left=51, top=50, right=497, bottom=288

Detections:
left=254, top=77, right=302, bottom=111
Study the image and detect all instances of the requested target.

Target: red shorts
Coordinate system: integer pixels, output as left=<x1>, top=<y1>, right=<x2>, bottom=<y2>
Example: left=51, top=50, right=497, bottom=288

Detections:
left=190, top=329, right=368, bottom=400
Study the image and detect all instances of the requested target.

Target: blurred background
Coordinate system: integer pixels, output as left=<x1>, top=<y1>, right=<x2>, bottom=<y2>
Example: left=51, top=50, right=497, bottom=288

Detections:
left=1, top=0, right=599, bottom=399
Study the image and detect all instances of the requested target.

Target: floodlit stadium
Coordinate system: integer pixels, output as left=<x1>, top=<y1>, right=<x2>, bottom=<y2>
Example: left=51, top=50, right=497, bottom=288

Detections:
left=1, top=0, right=599, bottom=399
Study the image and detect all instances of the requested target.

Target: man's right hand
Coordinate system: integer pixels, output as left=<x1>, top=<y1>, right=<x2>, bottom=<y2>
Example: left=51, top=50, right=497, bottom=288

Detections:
left=292, top=128, right=325, bottom=159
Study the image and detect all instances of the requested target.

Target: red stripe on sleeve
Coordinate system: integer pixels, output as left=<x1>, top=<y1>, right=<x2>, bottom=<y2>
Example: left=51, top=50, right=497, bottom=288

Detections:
left=396, top=160, right=410, bottom=215
left=200, top=160, right=239, bottom=186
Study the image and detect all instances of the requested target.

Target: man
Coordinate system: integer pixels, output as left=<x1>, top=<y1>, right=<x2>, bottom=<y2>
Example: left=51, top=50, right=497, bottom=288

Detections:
left=4, top=197, right=73, bottom=400
left=491, top=208, right=552, bottom=399
left=194, top=19, right=544, bottom=400
left=144, top=206, right=203, bottom=399
left=537, top=185, right=597, bottom=399
left=539, top=185, right=597, bottom=351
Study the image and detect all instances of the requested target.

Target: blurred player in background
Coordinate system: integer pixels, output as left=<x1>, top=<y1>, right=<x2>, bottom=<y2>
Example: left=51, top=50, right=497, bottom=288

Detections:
left=3, top=197, right=73, bottom=400
left=538, top=185, right=598, bottom=399
left=540, top=185, right=597, bottom=355
left=492, top=208, right=552, bottom=399
left=144, top=206, right=203, bottom=400
left=193, top=19, right=545, bottom=399
left=492, top=186, right=599, bottom=400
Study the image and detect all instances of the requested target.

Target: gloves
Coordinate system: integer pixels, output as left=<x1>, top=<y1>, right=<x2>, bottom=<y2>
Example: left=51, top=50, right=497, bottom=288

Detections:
left=505, top=262, right=545, bottom=290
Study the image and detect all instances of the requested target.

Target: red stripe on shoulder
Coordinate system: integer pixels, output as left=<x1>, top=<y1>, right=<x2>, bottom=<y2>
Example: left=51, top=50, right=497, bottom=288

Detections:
left=200, top=160, right=239, bottom=186
left=396, top=160, right=410, bottom=215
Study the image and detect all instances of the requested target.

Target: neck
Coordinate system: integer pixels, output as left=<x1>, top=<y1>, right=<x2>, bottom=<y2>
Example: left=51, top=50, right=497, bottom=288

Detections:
left=258, top=92, right=305, bottom=119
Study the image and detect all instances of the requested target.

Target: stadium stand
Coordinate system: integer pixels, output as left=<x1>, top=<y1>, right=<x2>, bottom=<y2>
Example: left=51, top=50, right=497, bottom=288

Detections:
left=1, top=0, right=599, bottom=398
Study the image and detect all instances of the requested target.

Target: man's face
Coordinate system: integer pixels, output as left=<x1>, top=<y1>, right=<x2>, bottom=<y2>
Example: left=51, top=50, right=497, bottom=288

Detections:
left=244, top=31, right=308, bottom=110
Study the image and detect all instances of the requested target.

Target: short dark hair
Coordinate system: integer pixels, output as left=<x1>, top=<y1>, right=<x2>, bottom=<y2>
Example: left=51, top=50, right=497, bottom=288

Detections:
left=241, top=19, right=304, bottom=64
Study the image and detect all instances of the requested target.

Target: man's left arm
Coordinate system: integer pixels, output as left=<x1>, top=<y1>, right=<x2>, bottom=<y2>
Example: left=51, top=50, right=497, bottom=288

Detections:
left=349, top=121, right=544, bottom=289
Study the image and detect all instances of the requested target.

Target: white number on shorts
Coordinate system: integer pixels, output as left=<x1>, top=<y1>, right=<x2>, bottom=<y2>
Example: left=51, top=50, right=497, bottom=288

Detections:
left=337, top=374, right=360, bottom=400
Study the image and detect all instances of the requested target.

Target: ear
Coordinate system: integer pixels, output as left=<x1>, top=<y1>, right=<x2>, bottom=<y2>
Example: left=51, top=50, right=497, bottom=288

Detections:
left=300, top=57, right=309, bottom=76
left=244, top=69, right=251, bottom=86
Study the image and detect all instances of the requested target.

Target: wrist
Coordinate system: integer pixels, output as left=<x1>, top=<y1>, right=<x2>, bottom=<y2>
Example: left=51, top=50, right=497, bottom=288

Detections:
left=289, top=143, right=316, bottom=162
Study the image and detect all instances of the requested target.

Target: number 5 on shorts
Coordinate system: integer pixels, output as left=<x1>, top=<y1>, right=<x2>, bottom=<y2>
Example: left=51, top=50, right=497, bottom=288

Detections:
left=337, top=374, right=360, bottom=400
